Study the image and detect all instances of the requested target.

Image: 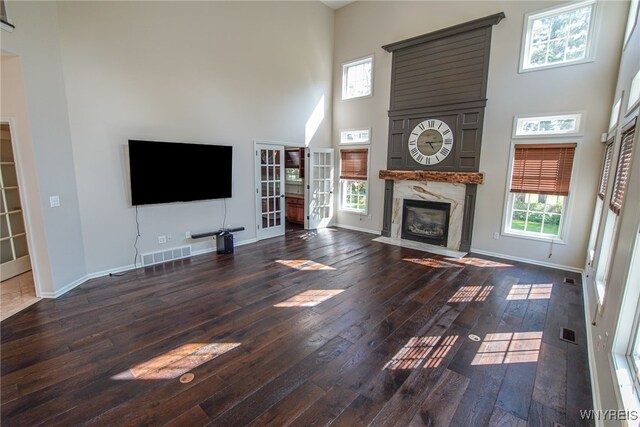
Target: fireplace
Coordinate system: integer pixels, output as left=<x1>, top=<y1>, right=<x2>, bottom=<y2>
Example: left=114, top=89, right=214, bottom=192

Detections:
left=401, top=199, right=450, bottom=247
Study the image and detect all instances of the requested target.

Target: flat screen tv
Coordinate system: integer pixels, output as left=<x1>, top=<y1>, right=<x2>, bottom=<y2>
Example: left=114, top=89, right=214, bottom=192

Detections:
left=128, top=140, right=232, bottom=206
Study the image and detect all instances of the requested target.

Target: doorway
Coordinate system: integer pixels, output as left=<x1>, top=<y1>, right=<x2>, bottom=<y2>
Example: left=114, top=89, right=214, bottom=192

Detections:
left=254, top=142, right=334, bottom=241
left=1, top=122, right=39, bottom=320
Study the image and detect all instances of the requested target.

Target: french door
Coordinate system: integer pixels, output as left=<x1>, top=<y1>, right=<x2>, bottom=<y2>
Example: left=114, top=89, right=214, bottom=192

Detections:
left=255, top=144, right=285, bottom=240
left=306, top=148, right=334, bottom=230
left=1, top=123, right=31, bottom=281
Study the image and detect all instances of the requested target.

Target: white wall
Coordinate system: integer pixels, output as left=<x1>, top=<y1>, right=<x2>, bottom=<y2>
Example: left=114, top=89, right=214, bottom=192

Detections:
left=332, top=1, right=626, bottom=270
left=1, top=1, right=87, bottom=295
left=53, top=1, right=334, bottom=273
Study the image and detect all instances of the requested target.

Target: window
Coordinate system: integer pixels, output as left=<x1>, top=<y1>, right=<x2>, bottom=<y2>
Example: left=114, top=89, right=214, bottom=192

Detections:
left=340, top=129, right=370, bottom=145
left=340, top=148, right=369, bottom=213
left=520, top=0, right=596, bottom=72
left=505, top=143, right=577, bottom=240
left=342, top=56, right=373, bottom=100
left=513, top=113, right=583, bottom=137
left=610, top=229, right=640, bottom=416
left=610, top=98, right=622, bottom=131
left=610, top=124, right=636, bottom=215
left=624, top=0, right=639, bottom=49
left=628, top=69, right=640, bottom=112
left=595, top=123, right=636, bottom=303
left=286, top=168, right=303, bottom=184
left=598, top=141, right=615, bottom=200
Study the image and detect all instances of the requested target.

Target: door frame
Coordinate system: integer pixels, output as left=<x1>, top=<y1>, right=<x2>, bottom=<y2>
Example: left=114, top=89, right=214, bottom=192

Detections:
left=1, top=117, right=43, bottom=297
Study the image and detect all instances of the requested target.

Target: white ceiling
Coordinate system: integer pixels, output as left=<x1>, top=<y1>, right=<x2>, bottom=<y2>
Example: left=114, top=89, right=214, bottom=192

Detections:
left=320, top=1, right=354, bottom=10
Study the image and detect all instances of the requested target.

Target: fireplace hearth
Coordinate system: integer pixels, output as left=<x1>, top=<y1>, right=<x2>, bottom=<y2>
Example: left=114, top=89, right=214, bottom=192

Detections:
left=401, top=199, right=450, bottom=247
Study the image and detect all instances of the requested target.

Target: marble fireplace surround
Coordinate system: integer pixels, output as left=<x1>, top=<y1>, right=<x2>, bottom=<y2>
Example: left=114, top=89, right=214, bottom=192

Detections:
left=379, top=170, right=485, bottom=252
left=392, top=180, right=465, bottom=251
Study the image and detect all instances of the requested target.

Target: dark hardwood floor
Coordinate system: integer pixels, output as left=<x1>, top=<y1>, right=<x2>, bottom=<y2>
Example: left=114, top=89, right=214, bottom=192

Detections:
left=1, top=228, right=592, bottom=426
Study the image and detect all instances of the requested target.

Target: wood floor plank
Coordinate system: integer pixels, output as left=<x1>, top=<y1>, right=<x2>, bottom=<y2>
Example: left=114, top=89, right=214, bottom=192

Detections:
left=406, top=368, right=470, bottom=427
left=487, top=406, right=527, bottom=427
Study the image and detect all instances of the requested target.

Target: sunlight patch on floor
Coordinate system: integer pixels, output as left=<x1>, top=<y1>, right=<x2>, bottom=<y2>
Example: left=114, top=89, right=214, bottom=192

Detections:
left=274, top=289, right=344, bottom=307
left=111, top=342, right=240, bottom=380
left=384, top=335, right=459, bottom=370
left=275, top=259, right=335, bottom=271
left=448, top=285, right=494, bottom=303
left=403, top=258, right=463, bottom=269
left=446, top=257, right=513, bottom=268
left=506, top=284, right=553, bottom=300
left=471, top=332, right=542, bottom=365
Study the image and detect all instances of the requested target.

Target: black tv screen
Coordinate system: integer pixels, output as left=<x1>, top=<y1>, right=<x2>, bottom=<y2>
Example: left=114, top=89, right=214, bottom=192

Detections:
left=128, top=140, right=232, bottom=206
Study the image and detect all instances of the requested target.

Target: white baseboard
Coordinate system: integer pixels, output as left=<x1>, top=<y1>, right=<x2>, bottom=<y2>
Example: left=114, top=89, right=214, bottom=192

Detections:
left=333, top=223, right=381, bottom=235
left=39, top=274, right=88, bottom=298
left=469, top=247, right=584, bottom=273
left=41, top=238, right=258, bottom=299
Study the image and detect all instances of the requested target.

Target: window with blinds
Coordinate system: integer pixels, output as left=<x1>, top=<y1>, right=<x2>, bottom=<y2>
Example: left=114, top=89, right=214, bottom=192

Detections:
left=610, top=126, right=636, bottom=215
left=340, top=149, right=368, bottom=180
left=340, top=148, right=369, bottom=213
left=598, top=141, right=615, bottom=200
left=510, top=143, right=577, bottom=196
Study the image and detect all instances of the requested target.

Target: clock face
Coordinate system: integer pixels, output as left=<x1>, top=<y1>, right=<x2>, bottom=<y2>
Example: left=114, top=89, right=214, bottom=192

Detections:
left=408, top=119, right=454, bottom=165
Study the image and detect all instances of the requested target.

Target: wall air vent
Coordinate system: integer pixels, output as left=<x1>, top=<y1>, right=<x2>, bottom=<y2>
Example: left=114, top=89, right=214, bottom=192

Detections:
left=141, top=245, right=192, bottom=267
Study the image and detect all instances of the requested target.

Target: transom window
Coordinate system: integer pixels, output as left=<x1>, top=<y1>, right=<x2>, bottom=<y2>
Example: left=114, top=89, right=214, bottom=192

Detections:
left=342, top=56, right=373, bottom=100
left=514, top=113, right=582, bottom=137
left=504, top=143, right=577, bottom=240
left=339, top=148, right=369, bottom=214
left=520, top=0, right=596, bottom=72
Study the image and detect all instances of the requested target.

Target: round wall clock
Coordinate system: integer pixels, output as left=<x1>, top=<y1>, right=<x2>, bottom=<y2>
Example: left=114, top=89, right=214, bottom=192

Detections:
left=407, top=119, right=454, bottom=165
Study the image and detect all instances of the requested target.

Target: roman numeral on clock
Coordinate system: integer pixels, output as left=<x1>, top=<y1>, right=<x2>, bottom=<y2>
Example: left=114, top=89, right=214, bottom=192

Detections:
left=442, top=129, right=451, bottom=135
left=440, top=147, right=450, bottom=156
left=418, top=123, right=425, bottom=131
left=410, top=147, right=420, bottom=156
left=428, top=120, right=435, bottom=127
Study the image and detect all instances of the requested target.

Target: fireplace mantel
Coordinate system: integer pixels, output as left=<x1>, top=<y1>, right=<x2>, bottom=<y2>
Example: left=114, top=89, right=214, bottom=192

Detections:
left=379, top=170, right=484, bottom=185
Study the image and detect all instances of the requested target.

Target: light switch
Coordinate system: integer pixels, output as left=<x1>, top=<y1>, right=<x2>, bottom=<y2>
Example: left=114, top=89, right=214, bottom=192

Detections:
left=49, top=196, right=60, bottom=208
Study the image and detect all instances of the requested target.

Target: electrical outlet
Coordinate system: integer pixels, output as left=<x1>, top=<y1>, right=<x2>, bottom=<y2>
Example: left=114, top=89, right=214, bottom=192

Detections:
left=493, top=232, right=500, bottom=240
left=49, top=196, right=61, bottom=208
left=158, top=235, right=167, bottom=244
left=167, top=234, right=172, bottom=242
left=185, top=232, right=191, bottom=239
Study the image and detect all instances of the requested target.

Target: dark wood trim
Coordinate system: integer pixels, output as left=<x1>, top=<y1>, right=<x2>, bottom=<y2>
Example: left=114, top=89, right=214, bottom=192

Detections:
left=379, top=170, right=484, bottom=185
left=382, top=12, right=505, bottom=52
left=382, top=180, right=394, bottom=237
left=460, top=184, right=477, bottom=252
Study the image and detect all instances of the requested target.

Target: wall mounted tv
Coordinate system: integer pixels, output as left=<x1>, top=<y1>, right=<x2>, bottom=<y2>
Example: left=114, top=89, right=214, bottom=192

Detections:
left=128, top=140, right=232, bottom=206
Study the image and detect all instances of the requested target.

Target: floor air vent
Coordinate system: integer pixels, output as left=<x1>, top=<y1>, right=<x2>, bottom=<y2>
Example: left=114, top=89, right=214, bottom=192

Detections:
left=559, top=327, right=577, bottom=344
left=141, top=245, right=192, bottom=267
left=563, top=277, right=576, bottom=285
